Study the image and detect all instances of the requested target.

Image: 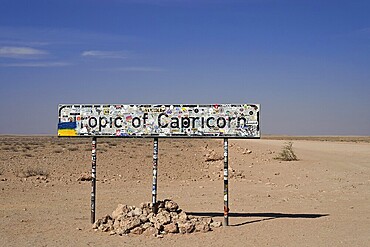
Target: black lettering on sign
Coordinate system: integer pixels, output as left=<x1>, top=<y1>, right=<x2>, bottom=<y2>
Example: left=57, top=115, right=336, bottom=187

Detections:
left=89, top=117, right=97, bottom=128
left=132, top=117, right=141, bottom=128
left=158, top=113, right=168, bottom=127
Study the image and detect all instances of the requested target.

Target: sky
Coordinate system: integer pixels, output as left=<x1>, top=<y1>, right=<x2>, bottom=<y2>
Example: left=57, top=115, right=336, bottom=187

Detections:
left=0, top=0, right=369, bottom=135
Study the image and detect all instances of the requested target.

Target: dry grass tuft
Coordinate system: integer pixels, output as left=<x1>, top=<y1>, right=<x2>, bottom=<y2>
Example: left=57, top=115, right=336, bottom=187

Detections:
left=23, top=167, right=49, bottom=178
left=67, top=147, right=79, bottom=151
left=275, top=142, right=298, bottom=161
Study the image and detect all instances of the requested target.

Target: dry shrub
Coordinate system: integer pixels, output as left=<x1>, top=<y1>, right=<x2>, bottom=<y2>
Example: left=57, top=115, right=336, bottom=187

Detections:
left=23, top=167, right=49, bottom=178
left=275, top=142, right=298, bottom=161
left=67, top=147, right=79, bottom=151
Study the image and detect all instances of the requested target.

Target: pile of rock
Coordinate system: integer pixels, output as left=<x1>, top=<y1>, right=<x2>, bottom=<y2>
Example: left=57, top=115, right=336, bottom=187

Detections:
left=93, top=199, right=222, bottom=237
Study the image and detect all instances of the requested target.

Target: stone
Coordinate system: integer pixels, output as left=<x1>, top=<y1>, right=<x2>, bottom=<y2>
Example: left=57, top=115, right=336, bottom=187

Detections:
left=164, top=200, right=179, bottom=212
left=143, top=226, right=158, bottom=237
left=178, top=211, right=188, bottom=221
left=100, top=225, right=111, bottom=232
left=210, top=221, right=222, bottom=228
left=132, top=207, right=142, bottom=216
left=201, top=217, right=213, bottom=225
left=156, top=211, right=171, bottom=225
left=178, top=221, right=195, bottom=234
left=112, top=204, right=129, bottom=219
left=154, top=221, right=164, bottom=231
left=101, top=215, right=112, bottom=224
left=170, top=212, right=179, bottom=220
left=195, top=221, right=211, bottom=233
left=77, top=173, right=92, bottom=181
left=163, top=223, right=178, bottom=234
left=140, top=202, right=150, bottom=209
left=131, top=226, right=144, bottom=235
left=141, top=222, right=153, bottom=230
left=116, top=228, right=129, bottom=235
left=142, top=208, right=151, bottom=216
left=157, top=200, right=165, bottom=209
left=113, top=219, right=120, bottom=230
left=120, top=217, right=141, bottom=232
left=92, top=219, right=102, bottom=229
left=139, top=214, right=148, bottom=223
left=148, top=213, right=156, bottom=223
left=205, top=150, right=223, bottom=162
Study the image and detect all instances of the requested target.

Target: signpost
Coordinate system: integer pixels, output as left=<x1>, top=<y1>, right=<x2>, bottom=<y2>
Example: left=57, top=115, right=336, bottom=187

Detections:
left=58, top=104, right=260, bottom=226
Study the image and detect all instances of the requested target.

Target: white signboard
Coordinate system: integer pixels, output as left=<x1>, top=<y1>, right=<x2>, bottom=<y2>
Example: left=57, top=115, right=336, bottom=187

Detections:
left=58, top=104, right=260, bottom=138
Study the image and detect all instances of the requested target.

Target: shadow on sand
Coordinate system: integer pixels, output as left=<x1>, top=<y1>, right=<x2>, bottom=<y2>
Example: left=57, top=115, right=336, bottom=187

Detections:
left=186, top=212, right=329, bottom=227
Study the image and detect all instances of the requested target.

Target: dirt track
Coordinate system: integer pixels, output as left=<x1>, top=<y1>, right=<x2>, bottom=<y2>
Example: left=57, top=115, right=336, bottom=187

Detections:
left=1, top=136, right=369, bottom=246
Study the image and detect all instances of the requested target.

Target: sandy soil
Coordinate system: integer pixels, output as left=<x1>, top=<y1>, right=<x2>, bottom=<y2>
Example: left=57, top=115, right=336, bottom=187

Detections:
left=0, top=136, right=369, bottom=246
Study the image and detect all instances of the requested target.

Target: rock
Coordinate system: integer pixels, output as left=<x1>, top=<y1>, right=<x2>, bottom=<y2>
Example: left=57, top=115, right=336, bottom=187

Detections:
left=140, top=202, right=150, bottom=210
left=164, top=200, right=179, bottom=212
left=195, top=221, right=211, bottom=233
left=153, top=221, right=164, bottom=231
left=210, top=221, right=222, bottom=228
left=92, top=219, right=102, bottom=229
left=178, top=211, right=188, bottom=221
left=205, top=150, right=223, bottom=162
left=132, top=207, right=142, bottom=216
left=201, top=217, right=213, bottom=225
left=139, top=214, right=148, bottom=223
left=142, top=207, right=151, bottom=216
left=116, top=228, right=129, bottom=235
left=157, top=200, right=165, bottom=208
left=148, top=213, right=156, bottom=223
left=120, top=217, right=141, bottom=232
left=242, top=148, right=252, bottom=154
left=178, top=221, right=195, bottom=234
left=98, top=224, right=110, bottom=232
left=131, top=226, right=144, bottom=235
left=141, top=222, right=153, bottom=230
left=112, top=204, right=129, bottom=219
left=163, top=223, right=178, bottom=234
left=156, top=211, right=171, bottom=225
left=143, top=226, right=158, bottom=236
left=77, top=173, right=92, bottom=181
left=170, top=212, right=179, bottom=220
left=113, top=219, right=120, bottom=229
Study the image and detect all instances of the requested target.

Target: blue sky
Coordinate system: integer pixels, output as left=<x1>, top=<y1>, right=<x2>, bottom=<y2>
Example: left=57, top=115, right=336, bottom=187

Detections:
left=0, top=0, right=369, bottom=135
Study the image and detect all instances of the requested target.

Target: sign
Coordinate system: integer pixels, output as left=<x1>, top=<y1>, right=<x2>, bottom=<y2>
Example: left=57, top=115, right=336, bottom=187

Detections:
left=58, top=104, right=260, bottom=138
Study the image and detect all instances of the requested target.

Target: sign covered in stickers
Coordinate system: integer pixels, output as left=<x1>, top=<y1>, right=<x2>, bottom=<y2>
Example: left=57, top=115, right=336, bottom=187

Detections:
left=58, top=104, right=260, bottom=138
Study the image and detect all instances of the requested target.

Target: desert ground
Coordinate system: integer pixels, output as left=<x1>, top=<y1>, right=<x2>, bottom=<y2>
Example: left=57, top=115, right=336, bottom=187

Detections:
left=0, top=136, right=369, bottom=246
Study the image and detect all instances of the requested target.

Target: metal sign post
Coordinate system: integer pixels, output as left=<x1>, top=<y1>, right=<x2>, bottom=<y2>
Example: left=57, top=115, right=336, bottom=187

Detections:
left=91, top=137, right=97, bottom=224
left=223, top=138, right=229, bottom=226
left=152, top=137, right=159, bottom=213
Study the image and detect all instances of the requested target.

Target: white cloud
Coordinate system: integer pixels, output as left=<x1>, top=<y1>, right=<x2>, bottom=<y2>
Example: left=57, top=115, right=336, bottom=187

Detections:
left=1, top=62, right=71, bottom=67
left=102, top=66, right=165, bottom=72
left=81, top=50, right=129, bottom=59
left=0, top=46, right=48, bottom=59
